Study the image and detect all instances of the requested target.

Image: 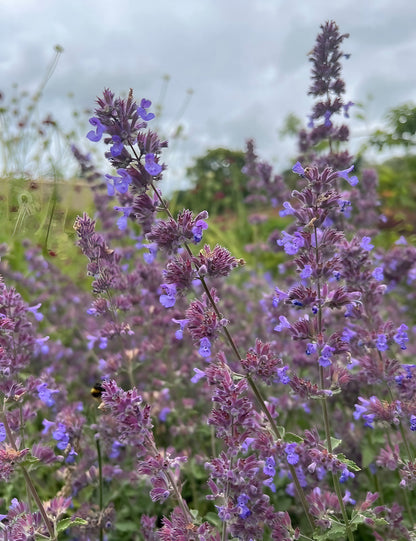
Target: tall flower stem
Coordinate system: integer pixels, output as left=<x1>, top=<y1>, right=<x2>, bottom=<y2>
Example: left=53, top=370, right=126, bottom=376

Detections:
left=1, top=407, right=55, bottom=539
left=96, top=437, right=104, bottom=541
left=314, top=225, right=354, bottom=541
left=147, top=179, right=315, bottom=532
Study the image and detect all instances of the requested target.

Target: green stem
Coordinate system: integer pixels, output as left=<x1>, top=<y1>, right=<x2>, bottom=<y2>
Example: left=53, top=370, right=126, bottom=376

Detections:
left=1, top=409, right=55, bottom=539
left=96, top=438, right=104, bottom=541
left=145, top=179, right=316, bottom=532
left=314, top=225, right=353, bottom=541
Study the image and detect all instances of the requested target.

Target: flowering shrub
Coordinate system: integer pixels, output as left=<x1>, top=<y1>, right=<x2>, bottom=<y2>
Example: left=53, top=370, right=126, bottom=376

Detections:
left=0, top=20, right=416, bottom=541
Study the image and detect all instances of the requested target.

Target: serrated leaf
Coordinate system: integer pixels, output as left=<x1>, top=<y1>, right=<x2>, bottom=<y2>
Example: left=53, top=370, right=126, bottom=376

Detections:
left=56, top=517, right=88, bottom=533
left=336, top=453, right=361, bottom=472
left=283, top=432, right=304, bottom=443
left=330, top=437, right=342, bottom=451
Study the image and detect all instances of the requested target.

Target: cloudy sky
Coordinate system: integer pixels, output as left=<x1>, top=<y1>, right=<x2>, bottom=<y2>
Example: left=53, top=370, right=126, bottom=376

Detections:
left=2, top=0, right=416, bottom=188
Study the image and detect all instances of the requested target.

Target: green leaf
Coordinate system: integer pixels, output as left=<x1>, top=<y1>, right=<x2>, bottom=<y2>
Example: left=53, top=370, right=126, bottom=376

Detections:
left=330, top=437, right=342, bottom=451
left=283, top=432, right=304, bottom=443
left=336, top=453, right=361, bottom=472
left=56, top=517, right=88, bottom=533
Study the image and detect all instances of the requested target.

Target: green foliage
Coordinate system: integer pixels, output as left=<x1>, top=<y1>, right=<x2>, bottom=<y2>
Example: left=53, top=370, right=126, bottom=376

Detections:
left=369, top=102, right=416, bottom=151
left=173, top=147, right=248, bottom=215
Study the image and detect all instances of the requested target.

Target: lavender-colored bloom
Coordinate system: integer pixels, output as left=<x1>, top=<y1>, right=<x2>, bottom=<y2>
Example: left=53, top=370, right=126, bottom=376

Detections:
left=360, top=236, right=374, bottom=251
left=37, top=382, right=59, bottom=407
left=300, top=265, right=313, bottom=279
left=263, top=456, right=276, bottom=477
left=292, top=161, right=305, bottom=176
left=144, top=153, right=162, bottom=176
left=27, top=303, right=43, bottom=321
left=172, top=318, right=189, bottom=340
left=277, top=231, right=305, bottom=255
left=323, top=110, right=332, bottom=127
left=86, top=116, right=105, bottom=142
left=0, top=423, right=6, bottom=442
left=339, top=468, right=355, bottom=483
left=276, top=365, right=290, bottom=384
left=306, top=342, right=318, bottom=355
left=198, top=337, right=211, bottom=358
left=394, top=324, right=409, bottom=350
left=237, top=493, right=251, bottom=519
left=410, top=415, right=416, bottom=431
left=285, top=443, right=300, bottom=465
left=191, top=367, right=206, bottom=383
left=53, top=423, right=70, bottom=450
left=110, top=135, right=124, bottom=157
left=372, top=266, right=384, bottom=281
left=279, top=201, right=296, bottom=217
left=337, top=165, right=359, bottom=186
left=159, top=283, right=177, bottom=308
left=318, top=344, right=335, bottom=367
left=375, top=333, right=388, bottom=352
left=105, top=168, right=132, bottom=195
left=274, top=315, right=291, bottom=332
left=191, top=219, right=208, bottom=243
left=343, top=101, right=354, bottom=117
left=137, top=98, right=155, bottom=121
left=143, top=242, right=158, bottom=264
left=114, top=205, right=132, bottom=231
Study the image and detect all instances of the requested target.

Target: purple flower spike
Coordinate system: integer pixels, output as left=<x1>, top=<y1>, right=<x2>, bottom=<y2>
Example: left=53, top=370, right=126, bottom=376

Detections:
left=86, top=117, right=105, bottom=142
left=144, top=153, right=162, bottom=176
left=137, top=98, right=155, bottom=121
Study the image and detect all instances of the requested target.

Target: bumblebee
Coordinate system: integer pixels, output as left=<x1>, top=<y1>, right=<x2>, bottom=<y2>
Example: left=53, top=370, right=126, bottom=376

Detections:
left=90, top=382, right=104, bottom=400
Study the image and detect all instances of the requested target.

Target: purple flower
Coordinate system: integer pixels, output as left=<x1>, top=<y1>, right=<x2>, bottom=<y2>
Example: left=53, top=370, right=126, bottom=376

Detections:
left=337, top=165, right=359, bottom=186
left=114, top=205, right=132, bottom=231
left=279, top=201, right=296, bottom=217
left=277, top=231, right=305, bottom=255
left=137, top=98, right=155, bottom=121
left=410, top=415, right=416, bottom=431
left=284, top=443, right=300, bottom=465
left=360, top=236, right=374, bottom=251
left=375, top=333, right=388, bottom=352
left=300, top=265, right=313, bottom=280
left=191, top=367, right=206, bottom=383
left=0, top=423, right=6, bottom=442
left=198, top=337, right=211, bottom=358
left=323, top=110, right=332, bottom=127
left=343, top=101, right=354, bottom=118
left=37, top=382, right=59, bottom=407
left=27, top=303, right=43, bottom=321
left=237, top=493, right=251, bottom=519
left=339, top=468, right=355, bottom=483
left=159, top=283, right=177, bottom=308
left=394, top=324, right=409, bottom=350
left=143, top=243, right=158, bottom=264
left=53, top=422, right=70, bottom=450
left=292, top=161, right=305, bottom=176
left=276, top=365, right=290, bottom=384
left=110, top=135, right=124, bottom=157
left=144, top=153, right=162, bottom=176
left=263, top=456, right=276, bottom=477
left=86, top=117, right=105, bottom=142
left=372, top=266, right=384, bottom=281
left=172, top=318, right=189, bottom=340
left=274, top=316, right=291, bottom=332
left=105, top=168, right=132, bottom=195
left=306, top=342, right=318, bottom=355
left=318, top=344, right=335, bottom=367
left=191, top=219, right=208, bottom=243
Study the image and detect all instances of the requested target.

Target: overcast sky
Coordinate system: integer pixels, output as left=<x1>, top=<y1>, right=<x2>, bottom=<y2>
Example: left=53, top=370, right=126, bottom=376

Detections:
left=2, top=0, right=416, bottom=188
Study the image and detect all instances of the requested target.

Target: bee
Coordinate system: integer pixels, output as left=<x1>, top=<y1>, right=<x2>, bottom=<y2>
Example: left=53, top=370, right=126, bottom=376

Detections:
left=90, top=382, right=104, bottom=401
